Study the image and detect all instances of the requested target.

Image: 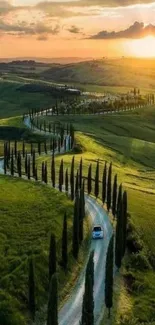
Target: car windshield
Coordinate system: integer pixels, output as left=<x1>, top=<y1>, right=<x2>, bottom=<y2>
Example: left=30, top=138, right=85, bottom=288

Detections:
left=93, top=226, right=102, bottom=232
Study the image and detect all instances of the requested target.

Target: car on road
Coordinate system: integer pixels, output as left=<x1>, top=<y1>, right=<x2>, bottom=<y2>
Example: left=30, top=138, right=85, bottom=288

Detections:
left=92, top=225, right=104, bottom=239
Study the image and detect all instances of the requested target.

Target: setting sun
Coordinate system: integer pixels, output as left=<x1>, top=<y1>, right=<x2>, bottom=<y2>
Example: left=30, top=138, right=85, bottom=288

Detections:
left=127, top=36, right=155, bottom=58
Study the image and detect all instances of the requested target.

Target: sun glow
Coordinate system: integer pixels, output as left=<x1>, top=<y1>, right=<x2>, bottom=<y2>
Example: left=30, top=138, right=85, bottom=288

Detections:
left=127, top=36, right=155, bottom=58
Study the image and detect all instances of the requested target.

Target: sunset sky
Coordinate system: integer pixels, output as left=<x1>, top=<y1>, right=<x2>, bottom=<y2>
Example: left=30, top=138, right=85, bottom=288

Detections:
left=1, top=0, right=155, bottom=58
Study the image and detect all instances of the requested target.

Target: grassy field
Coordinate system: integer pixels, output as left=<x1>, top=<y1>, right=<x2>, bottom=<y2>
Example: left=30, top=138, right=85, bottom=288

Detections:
left=0, top=175, right=90, bottom=325
left=35, top=107, right=155, bottom=323
left=0, top=80, right=56, bottom=118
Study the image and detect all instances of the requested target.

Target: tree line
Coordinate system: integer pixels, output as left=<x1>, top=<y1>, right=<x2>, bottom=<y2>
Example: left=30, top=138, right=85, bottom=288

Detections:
left=4, top=143, right=128, bottom=323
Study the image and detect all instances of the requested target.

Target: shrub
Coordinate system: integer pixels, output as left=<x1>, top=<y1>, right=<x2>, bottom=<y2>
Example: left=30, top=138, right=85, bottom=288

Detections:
left=0, top=290, right=26, bottom=325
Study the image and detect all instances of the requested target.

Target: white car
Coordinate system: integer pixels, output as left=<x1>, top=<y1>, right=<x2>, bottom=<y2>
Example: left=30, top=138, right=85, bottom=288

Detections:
left=92, top=225, right=104, bottom=239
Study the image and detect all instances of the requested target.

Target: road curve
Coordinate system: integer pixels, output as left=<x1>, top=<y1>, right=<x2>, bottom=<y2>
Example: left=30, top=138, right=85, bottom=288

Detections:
left=0, top=115, right=113, bottom=325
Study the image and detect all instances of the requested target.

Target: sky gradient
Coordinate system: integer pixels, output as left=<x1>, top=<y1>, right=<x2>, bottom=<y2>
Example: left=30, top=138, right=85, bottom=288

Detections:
left=1, top=0, right=155, bottom=58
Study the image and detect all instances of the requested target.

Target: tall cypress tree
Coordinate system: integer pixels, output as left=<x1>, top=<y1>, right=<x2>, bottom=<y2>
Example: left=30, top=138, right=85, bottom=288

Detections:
left=22, top=141, right=25, bottom=158
left=79, top=185, right=85, bottom=243
left=105, top=235, right=114, bottom=318
left=25, top=151, right=28, bottom=175
left=87, top=164, right=92, bottom=195
left=49, top=234, right=57, bottom=283
left=44, top=140, right=47, bottom=154
left=70, top=156, right=75, bottom=201
left=27, top=156, right=31, bottom=179
left=51, top=153, right=55, bottom=188
left=42, top=161, right=45, bottom=182
left=14, top=140, right=17, bottom=158
left=28, top=258, right=35, bottom=321
left=102, top=162, right=107, bottom=204
left=31, top=143, right=33, bottom=156
left=81, top=250, right=94, bottom=325
left=59, top=160, right=63, bottom=192
left=112, top=174, right=117, bottom=218
left=122, top=191, right=128, bottom=257
left=47, top=274, right=58, bottom=325
left=117, top=184, right=122, bottom=218
left=61, top=212, right=68, bottom=270
left=65, top=168, right=68, bottom=193
left=72, top=192, right=79, bottom=259
left=94, top=160, right=99, bottom=198
left=115, top=196, right=123, bottom=269
left=44, top=161, right=48, bottom=184
left=75, top=170, right=79, bottom=194
left=11, top=148, right=14, bottom=176
left=35, top=166, right=38, bottom=181
left=107, top=163, right=112, bottom=211
left=17, top=151, right=22, bottom=177
left=79, top=157, right=83, bottom=189
left=32, top=149, right=36, bottom=178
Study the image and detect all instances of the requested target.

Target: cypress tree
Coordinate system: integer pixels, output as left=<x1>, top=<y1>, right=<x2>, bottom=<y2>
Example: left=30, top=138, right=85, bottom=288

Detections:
left=59, top=160, right=63, bottom=192
left=72, top=192, right=79, bottom=259
left=3, top=142, right=7, bottom=174
left=94, top=160, right=99, bottom=198
left=87, top=164, right=92, bottom=195
left=79, top=185, right=85, bottom=243
left=112, top=174, right=117, bottom=218
left=47, top=274, right=58, bottom=325
left=122, top=191, right=128, bottom=257
left=28, top=258, right=35, bottom=321
left=17, top=151, right=22, bottom=177
left=44, top=161, right=48, bottom=184
left=42, top=161, right=45, bottom=182
left=14, top=140, right=17, bottom=158
left=81, top=251, right=94, bottom=325
left=65, top=168, right=68, bottom=193
left=115, top=196, right=123, bottom=269
left=107, top=163, right=112, bottom=211
left=75, top=170, right=79, bottom=194
left=64, top=136, right=66, bottom=152
left=27, top=156, right=31, bottom=179
left=25, top=151, right=28, bottom=175
left=51, top=153, right=55, bottom=188
left=32, top=150, right=36, bottom=178
left=61, top=212, right=68, bottom=270
left=79, top=157, right=83, bottom=189
left=102, top=162, right=107, bottom=204
left=22, top=141, right=25, bottom=158
left=35, top=166, right=38, bottom=181
left=11, top=148, right=14, bottom=176
left=117, top=184, right=122, bottom=218
left=105, top=235, right=114, bottom=318
left=70, top=156, right=75, bottom=201
left=49, top=234, right=56, bottom=283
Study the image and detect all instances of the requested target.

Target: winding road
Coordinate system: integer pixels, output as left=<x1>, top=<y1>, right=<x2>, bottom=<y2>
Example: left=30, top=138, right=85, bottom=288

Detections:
left=0, top=114, right=113, bottom=325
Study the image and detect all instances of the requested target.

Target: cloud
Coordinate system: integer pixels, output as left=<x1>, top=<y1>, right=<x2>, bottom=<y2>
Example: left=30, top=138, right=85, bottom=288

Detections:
left=0, top=19, right=60, bottom=35
left=67, top=25, right=81, bottom=33
left=89, top=21, right=155, bottom=39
